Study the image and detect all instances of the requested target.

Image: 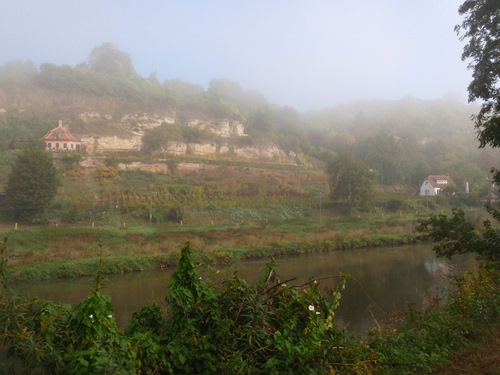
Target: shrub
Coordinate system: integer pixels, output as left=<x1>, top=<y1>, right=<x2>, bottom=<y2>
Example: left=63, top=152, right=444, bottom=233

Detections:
left=368, top=264, right=499, bottom=374
left=0, top=239, right=498, bottom=374
left=386, top=199, right=403, bottom=212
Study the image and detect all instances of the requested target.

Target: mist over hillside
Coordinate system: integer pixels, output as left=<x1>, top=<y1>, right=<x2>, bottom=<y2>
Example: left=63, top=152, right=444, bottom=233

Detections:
left=0, top=44, right=497, bottom=193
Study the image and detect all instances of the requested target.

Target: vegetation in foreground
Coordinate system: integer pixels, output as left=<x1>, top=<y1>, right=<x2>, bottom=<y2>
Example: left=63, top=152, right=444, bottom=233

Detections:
left=0, top=240, right=498, bottom=374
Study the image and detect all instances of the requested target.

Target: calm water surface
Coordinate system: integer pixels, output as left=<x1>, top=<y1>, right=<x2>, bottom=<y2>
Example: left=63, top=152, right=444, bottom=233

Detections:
left=14, top=244, right=476, bottom=335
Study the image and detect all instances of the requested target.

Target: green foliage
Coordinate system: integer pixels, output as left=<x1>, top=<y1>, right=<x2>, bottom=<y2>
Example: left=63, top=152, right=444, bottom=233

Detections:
left=368, top=264, right=499, bottom=374
left=0, top=112, right=55, bottom=152
left=65, top=291, right=136, bottom=374
left=141, top=122, right=216, bottom=154
left=1, top=239, right=498, bottom=374
left=59, top=152, right=83, bottom=170
left=0, top=60, right=38, bottom=83
left=456, top=0, right=500, bottom=151
left=416, top=206, right=499, bottom=261
left=88, top=43, right=136, bottom=78
left=0, top=150, right=19, bottom=189
left=327, top=150, right=376, bottom=215
left=0, top=241, right=365, bottom=374
left=135, top=243, right=362, bottom=374
left=5, top=147, right=58, bottom=223
left=360, top=131, right=408, bottom=184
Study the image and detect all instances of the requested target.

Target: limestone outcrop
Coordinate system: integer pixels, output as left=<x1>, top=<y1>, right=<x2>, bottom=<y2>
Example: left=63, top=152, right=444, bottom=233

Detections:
left=75, top=111, right=293, bottom=162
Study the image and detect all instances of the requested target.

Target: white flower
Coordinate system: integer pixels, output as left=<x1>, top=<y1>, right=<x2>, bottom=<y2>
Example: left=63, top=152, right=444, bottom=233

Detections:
left=107, top=315, right=113, bottom=318
left=316, top=312, right=321, bottom=315
left=282, top=284, right=287, bottom=287
left=89, top=314, right=93, bottom=319
left=308, top=305, right=315, bottom=311
left=313, top=280, right=318, bottom=284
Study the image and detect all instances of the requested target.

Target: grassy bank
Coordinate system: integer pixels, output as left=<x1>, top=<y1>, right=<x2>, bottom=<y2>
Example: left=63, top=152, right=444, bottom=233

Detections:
left=4, top=205, right=470, bottom=282
left=3, top=229, right=416, bottom=282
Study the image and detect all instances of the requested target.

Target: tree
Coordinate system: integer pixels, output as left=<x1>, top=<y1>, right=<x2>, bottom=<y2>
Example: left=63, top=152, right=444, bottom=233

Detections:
left=4, top=147, right=58, bottom=223
left=88, top=43, right=136, bottom=77
left=418, top=0, right=500, bottom=261
left=417, top=206, right=499, bottom=262
left=326, top=150, right=376, bottom=215
left=141, top=125, right=169, bottom=154
left=360, top=131, right=406, bottom=184
left=455, top=0, right=500, bottom=154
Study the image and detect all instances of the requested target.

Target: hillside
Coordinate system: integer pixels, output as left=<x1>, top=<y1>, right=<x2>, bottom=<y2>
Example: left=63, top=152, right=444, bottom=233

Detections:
left=0, top=44, right=499, bottom=197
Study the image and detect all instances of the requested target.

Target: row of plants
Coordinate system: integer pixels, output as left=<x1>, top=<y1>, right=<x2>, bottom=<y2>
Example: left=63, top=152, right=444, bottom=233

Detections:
left=1, top=240, right=498, bottom=374
left=53, top=187, right=454, bottom=226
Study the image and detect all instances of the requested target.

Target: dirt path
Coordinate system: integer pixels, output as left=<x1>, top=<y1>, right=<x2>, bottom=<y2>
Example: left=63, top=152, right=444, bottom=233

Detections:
left=434, top=324, right=500, bottom=374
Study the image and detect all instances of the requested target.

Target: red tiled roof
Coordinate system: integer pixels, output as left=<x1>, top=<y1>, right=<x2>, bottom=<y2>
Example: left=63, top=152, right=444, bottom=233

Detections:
left=480, top=192, right=499, bottom=200
left=41, top=121, right=78, bottom=141
left=425, top=175, right=455, bottom=188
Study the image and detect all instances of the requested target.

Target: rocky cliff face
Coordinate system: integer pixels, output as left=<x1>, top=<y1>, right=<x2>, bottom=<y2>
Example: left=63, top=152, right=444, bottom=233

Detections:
left=81, top=135, right=143, bottom=154
left=75, top=111, right=293, bottom=162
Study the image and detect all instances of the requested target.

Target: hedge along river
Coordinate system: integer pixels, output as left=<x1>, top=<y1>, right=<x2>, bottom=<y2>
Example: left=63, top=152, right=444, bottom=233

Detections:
left=14, top=244, right=477, bottom=335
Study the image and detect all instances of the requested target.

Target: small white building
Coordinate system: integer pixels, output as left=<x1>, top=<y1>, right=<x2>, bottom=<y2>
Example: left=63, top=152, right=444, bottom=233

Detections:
left=420, top=175, right=455, bottom=196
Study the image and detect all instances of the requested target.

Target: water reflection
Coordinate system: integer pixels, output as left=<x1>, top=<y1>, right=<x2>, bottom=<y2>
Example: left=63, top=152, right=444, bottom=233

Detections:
left=14, top=245, right=476, bottom=335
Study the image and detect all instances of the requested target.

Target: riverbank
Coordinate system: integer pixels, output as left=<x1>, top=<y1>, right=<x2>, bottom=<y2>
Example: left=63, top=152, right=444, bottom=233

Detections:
left=1, top=243, right=498, bottom=374
left=3, top=229, right=416, bottom=282
left=0, top=218, right=418, bottom=282
left=433, top=324, right=500, bottom=375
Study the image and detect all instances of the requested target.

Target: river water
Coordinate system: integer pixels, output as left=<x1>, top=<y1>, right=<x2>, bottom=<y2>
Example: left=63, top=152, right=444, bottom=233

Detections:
left=13, top=244, right=477, bottom=335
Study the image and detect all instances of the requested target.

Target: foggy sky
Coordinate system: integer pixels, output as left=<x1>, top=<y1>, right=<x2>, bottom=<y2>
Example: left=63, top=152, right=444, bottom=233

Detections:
left=1, top=0, right=471, bottom=111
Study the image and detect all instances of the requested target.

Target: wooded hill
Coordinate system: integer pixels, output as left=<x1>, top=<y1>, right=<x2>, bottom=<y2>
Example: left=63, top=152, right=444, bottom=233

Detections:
left=0, top=44, right=498, bottom=195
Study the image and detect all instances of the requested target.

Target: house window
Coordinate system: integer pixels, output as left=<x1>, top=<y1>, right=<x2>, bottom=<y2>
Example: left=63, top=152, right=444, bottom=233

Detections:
left=63, top=143, right=68, bottom=149
left=56, top=143, right=59, bottom=149
left=76, top=144, right=80, bottom=150
left=71, top=144, right=74, bottom=149
left=56, top=134, right=60, bottom=140
left=47, top=142, right=52, bottom=149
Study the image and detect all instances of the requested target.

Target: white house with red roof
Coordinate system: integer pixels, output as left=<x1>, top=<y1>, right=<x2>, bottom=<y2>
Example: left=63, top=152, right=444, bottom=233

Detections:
left=41, top=121, right=82, bottom=151
left=420, top=175, right=455, bottom=196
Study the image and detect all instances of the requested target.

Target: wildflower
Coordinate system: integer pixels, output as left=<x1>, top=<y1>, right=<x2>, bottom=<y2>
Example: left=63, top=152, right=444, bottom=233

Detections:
left=316, top=312, right=321, bottom=315
left=314, top=280, right=318, bottom=284
left=308, top=305, right=315, bottom=311
left=107, top=315, right=113, bottom=318
left=89, top=314, right=93, bottom=319
left=282, top=283, right=287, bottom=287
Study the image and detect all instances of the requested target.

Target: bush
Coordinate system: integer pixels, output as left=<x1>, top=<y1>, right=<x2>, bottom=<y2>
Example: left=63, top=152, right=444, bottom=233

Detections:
left=386, top=199, right=403, bottom=212
left=0, top=241, right=367, bottom=374
left=1, top=239, right=498, bottom=374
left=368, top=264, right=499, bottom=374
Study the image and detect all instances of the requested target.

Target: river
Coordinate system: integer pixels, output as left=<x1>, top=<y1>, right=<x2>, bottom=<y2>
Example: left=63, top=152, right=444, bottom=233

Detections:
left=12, top=244, right=477, bottom=335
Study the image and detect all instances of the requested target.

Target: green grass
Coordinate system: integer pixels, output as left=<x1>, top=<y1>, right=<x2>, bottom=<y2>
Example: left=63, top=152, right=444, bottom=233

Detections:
left=2, top=228, right=417, bottom=282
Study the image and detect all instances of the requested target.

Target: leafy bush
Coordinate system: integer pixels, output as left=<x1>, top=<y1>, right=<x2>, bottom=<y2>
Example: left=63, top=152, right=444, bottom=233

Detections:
left=0, top=240, right=367, bottom=374
left=127, top=243, right=364, bottom=374
left=0, top=238, right=498, bottom=374
left=368, top=264, right=499, bottom=374
left=386, top=199, right=403, bottom=212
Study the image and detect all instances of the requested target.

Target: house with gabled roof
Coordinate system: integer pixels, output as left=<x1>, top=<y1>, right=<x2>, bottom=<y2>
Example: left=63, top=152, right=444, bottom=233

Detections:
left=420, top=175, right=455, bottom=196
left=41, top=120, right=82, bottom=151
